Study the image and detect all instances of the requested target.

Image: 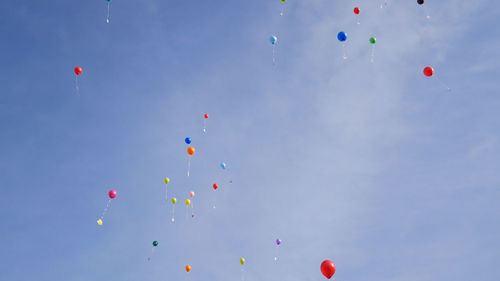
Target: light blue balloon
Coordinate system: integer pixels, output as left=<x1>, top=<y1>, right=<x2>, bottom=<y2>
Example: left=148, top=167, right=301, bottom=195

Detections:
left=221, top=162, right=227, bottom=169
left=269, top=35, right=277, bottom=45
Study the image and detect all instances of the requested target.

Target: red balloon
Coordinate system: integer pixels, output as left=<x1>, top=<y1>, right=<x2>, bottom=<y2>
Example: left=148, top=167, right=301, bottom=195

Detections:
left=108, top=190, right=117, bottom=199
left=320, top=260, right=336, bottom=279
left=204, top=113, right=209, bottom=119
left=213, top=183, right=218, bottom=190
left=353, top=7, right=360, bottom=14
left=423, top=66, right=434, bottom=77
left=74, top=66, right=82, bottom=75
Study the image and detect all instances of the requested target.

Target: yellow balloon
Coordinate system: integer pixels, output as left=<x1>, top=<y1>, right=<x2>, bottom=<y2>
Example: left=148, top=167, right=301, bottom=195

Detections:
left=185, top=199, right=191, bottom=206
left=171, top=197, right=177, bottom=204
left=240, top=257, right=245, bottom=265
left=97, top=219, right=103, bottom=226
left=164, top=177, right=170, bottom=184
left=281, top=0, right=286, bottom=2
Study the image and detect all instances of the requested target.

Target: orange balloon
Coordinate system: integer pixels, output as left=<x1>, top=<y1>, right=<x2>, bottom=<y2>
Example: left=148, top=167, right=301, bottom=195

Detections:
left=185, top=265, right=191, bottom=272
left=187, top=147, right=195, bottom=155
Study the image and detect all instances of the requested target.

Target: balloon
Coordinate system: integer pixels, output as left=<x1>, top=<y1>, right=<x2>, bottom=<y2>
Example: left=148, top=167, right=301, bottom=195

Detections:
left=281, top=0, right=286, bottom=2
left=74, top=67, right=82, bottom=75
left=164, top=177, right=170, bottom=184
left=185, top=199, right=191, bottom=206
left=153, top=241, right=158, bottom=247
left=106, top=0, right=111, bottom=2
left=276, top=238, right=281, bottom=245
left=185, top=265, right=191, bottom=272
left=204, top=113, right=209, bottom=119
left=320, top=260, right=336, bottom=279
left=270, top=35, right=278, bottom=45
left=213, top=183, right=218, bottom=190
left=417, top=0, right=424, bottom=4
left=369, top=37, right=376, bottom=44
left=423, top=66, right=434, bottom=77
left=353, top=7, right=360, bottom=14
left=185, top=137, right=192, bottom=144
left=337, top=31, right=347, bottom=42
left=171, top=197, right=177, bottom=204
left=221, top=162, right=227, bottom=169
left=97, top=219, right=103, bottom=225
left=189, top=191, right=195, bottom=198
left=240, top=257, right=245, bottom=265
left=108, top=190, right=117, bottom=199
left=187, top=147, right=195, bottom=155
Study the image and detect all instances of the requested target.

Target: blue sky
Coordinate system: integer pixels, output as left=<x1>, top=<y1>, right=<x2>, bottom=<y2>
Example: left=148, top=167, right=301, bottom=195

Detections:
left=0, top=0, right=499, bottom=280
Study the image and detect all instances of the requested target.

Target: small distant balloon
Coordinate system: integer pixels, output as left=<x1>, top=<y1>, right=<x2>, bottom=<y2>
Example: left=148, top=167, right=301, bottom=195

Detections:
left=280, top=0, right=286, bottom=2
left=185, top=265, right=191, bottom=272
left=221, top=162, right=227, bottom=169
left=417, top=0, right=424, bottom=4
left=213, top=183, right=218, bottom=190
left=370, top=37, right=376, bottom=44
left=320, top=260, right=336, bottom=279
left=423, top=66, right=434, bottom=77
left=164, top=177, right=170, bottom=184
left=354, top=7, right=360, bottom=14
left=240, top=257, right=246, bottom=265
left=171, top=197, right=177, bottom=204
left=185, top=199, right=191, bottom=206
left=204, top=113, right=209, bottom=119
left=337, top=31, right=347, bottom=42
left=153, top=241, right=158, bottom=247
left=187, top=147, right=195, bottom=155
left=185, top=137, right=192, bottom=144
left=276, top=238, right=281, bottom=245
left=97, top=219, right=103, bottom=225
left=189, top=191, right=195, bottom=198
left=270, top=35, right=278, bottom=45
left=74, top=67, right=83, bottom=75
left=108, top=190, right=117, bottom=199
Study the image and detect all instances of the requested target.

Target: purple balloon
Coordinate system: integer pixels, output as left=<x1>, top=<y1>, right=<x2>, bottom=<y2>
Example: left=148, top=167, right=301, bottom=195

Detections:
left=276, top=238, right=281, bottom=245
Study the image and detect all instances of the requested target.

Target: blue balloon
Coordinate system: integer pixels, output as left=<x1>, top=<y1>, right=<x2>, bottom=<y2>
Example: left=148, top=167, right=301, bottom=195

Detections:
left=185, top=137, right=192, bottom=144
left=221, top=162, right=227, bottom=169
left=337, top=31, right=347, bottom=42
left=269, top=35, right=277, bottom=45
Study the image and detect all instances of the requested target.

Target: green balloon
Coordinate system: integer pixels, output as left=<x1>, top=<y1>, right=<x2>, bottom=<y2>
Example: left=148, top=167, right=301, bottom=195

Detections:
left=369, top=37, right=376, bottom=44
left=171, top=197, right=177, bottom=204
left=153, top=241, right=158, bottom=247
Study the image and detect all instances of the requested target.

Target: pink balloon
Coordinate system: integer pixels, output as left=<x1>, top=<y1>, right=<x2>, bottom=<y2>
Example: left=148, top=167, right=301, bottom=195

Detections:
left=189, top=191, right=195, bottom=198
left=108, top=190, right=117, bottom=199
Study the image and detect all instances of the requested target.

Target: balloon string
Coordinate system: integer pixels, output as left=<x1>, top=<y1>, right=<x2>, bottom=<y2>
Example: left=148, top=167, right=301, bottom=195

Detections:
left=272, top=45, right=276, bottom=65
left=100, top=199, right=111, bottom=220
left=106, top=3, right=110, bottom=23
left=202, top=119, right=207, bottom=133
left=435, top=77, right=451, bottom=92
left=356, top=15, right=360, bottom=25
left=165, top=185, right=168, bottom=201
left=75, top=76, right=79, bottom=95
left=171, top=205, right=175, bottom=222
left=342, top=43, right=347, bottom=60
left=423, top=6, right=431, bottom=19
left=187, top=157, right=191, bottom=177
left=186, top=205, right=189, bottom=220
left=370, top=45, right=375, bottom=63
left=241, top=268, right=245, bottom=281
left=280, top=6, right=284, bottom=16
left=191, top=202, right=194, bottom=218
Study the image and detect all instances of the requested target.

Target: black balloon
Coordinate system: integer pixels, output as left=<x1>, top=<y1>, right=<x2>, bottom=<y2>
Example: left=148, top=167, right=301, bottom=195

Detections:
left=417, top=0, right=424, bottom=4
